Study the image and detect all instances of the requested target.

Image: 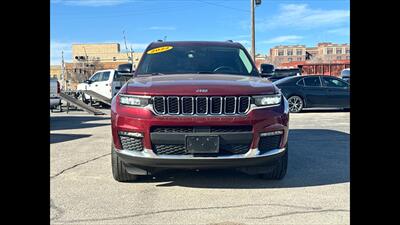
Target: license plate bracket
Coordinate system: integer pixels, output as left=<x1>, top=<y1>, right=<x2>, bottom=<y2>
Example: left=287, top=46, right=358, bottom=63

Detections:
left=186, top=135, right=219, bottom=153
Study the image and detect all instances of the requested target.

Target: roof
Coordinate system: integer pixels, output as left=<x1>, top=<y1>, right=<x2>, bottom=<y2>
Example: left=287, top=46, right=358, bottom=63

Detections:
left=148, top=41, right=244, bottom=49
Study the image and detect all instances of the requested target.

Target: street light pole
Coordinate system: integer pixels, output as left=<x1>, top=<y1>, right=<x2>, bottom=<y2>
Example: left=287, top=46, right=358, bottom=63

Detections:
left=251, top=0, right=255, bottom=61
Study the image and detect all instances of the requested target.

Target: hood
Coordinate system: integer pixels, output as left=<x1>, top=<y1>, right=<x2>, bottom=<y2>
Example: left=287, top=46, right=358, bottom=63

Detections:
left=123, top=74, right=278, bottom=96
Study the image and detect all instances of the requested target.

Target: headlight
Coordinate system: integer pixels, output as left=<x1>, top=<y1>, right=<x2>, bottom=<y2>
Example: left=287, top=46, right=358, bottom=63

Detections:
left=253, top=94, right=282, bottom=106
left=119, top=94, right=150, bottom=107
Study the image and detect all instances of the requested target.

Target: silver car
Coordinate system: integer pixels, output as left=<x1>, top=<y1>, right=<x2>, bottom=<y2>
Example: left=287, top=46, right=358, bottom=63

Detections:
left=341, top=68, right=350, bottom=83
left=50, top=78, right=61, bottom=109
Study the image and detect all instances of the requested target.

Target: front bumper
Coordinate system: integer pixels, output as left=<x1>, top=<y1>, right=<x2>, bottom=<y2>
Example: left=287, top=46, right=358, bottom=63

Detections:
left=115, top=146, right=286, bottom=169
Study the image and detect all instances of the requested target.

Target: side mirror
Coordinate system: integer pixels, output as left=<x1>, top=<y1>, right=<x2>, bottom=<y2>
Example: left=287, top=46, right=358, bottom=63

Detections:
left=84, top=80, right=92, bottom=84
left=117, top=63, right=133, bottom=73
left=260, top=63, right=274, bottom=78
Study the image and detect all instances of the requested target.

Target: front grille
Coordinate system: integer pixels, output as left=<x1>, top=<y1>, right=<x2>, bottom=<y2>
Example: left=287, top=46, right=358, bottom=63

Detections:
left=153, top=144, right=250, bottom=155
left=152, top=96, right=251, bottom=115
left=210, top=126, right=252, bottom=133
left=258, top=135, right=282, bottom=154
left=151, top=125, right=253, bottom=156
left=153, top=144, right=189, bottom=155
left=151, top=126, right=252, bottom=133
left=220, top=144, right=250, bottom=154
left=119, top=135, right=143, bottom=152
left=151, top=127, right=194, bottom=133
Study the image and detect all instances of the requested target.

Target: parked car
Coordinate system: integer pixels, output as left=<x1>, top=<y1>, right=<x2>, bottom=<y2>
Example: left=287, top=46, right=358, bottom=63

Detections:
left=111, top=41, right=289, bottom=182
left=340, top=68, right=350, bottom=83
left=268, top=68, right=301, bottom=82
left=50, top=78, right=61, bottom=110
left=77, top=69, right=131, bottom=104
left=259, top=63, right=274, bottom=78
left=273, top=75, right=350, bottom=113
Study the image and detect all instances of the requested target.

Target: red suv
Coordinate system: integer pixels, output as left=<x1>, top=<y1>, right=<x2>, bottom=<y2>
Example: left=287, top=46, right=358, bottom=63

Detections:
left=111, top=41, right=289, bottom=182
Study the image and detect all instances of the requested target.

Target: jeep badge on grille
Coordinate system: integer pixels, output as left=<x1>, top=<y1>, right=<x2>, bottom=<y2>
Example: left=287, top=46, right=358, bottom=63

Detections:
left=196, top=89, right=208, bottom=93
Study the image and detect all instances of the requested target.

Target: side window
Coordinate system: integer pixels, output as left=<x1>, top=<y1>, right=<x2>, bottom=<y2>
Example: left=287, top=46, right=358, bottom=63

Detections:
left=322, top=77, right=348, bottom=88
left=303, top=76, right=322, bottom=87
left=90, top=73, right=101, bottom=82
left=101, top=71, right=111, bottom=81
left=296, top=78, right=305, bottom=86
left=238, top=49, right=253, bottom=73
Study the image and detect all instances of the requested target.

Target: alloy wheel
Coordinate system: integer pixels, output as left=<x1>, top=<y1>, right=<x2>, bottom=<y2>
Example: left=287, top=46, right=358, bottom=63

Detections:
left=288, top=96, right=303, bottom=113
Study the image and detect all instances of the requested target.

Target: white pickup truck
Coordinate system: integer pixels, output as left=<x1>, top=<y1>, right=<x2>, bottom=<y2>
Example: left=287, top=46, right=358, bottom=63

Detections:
left=77, top=69, right=131, bottom=104
left=50, top=78, right=61, bottom=109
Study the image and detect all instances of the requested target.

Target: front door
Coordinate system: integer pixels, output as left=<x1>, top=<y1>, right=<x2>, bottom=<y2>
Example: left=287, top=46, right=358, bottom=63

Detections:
left=302, top=76, right=327, bottom=107
left=96, top=71, right=112, bottom=99
left=321, top=76, right=350, bottom=108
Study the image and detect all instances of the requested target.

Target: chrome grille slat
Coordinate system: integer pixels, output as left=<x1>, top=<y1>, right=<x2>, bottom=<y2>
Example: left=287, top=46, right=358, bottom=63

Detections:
left=224, top=96, right=237, bottom=114
left=167, top=96, right=179, bottom=114
left=181, top=97, right=194, bottom=114
left=153, top=96, right=166, bottom=114
left=210, top=97, right=223, bottom=114
left=196, top=97, right=208, bottom=114
left=238, top=96, right=251, bottom=114
left=153, top=96, right=250, bottom=115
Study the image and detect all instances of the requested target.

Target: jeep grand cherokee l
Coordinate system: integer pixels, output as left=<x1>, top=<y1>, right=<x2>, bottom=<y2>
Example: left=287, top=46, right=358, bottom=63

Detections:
left=111, top=41, right=289, bottom=182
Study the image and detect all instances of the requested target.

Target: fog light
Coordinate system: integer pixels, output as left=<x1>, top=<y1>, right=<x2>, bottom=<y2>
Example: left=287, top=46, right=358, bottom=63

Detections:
left=260, top=130, right=283, bottom=137
left=118, top=131, right=143, bottom=138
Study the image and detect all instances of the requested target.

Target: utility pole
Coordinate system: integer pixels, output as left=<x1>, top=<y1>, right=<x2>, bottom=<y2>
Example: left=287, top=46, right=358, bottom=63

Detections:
left=251, top=0, right=255, bottom=61
left=251, top=0, right=262, bottom=62
left=61, top=50, right=65, bottom=91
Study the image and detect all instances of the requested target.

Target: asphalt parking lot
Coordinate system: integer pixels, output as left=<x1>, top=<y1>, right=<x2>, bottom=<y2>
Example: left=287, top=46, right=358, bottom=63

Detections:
left=50, top=109, right=349, bottom=225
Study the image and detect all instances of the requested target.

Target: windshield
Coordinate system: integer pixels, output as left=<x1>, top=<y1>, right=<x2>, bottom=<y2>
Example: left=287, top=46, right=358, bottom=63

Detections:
left=136, top=45, right=257, bottom=76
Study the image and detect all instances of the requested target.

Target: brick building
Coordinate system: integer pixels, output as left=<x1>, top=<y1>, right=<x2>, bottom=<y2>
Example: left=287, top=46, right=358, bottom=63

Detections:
left=50, top=65, right=62, bottom=79
left=72, top=43, right=143, bottom=67
left=268, top=42, right=350, bottom=66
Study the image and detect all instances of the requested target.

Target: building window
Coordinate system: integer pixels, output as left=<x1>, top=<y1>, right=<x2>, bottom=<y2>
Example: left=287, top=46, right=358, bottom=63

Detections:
left=288, top=58, right=292, bottom=62
left=113, top=57, right=117, bottom=61
left=297, top=57, right=302, bottom=61
left=296, top=49, right=302, bottom=55
left=278, top=50, right=284, bottom=56
left=327, top=48, right=333, bottom=55
left=336, top=48, right=342, bottom=54
left=337, top=56, right=342, bottom=60
left=345, top=48, right=350, bottom=54
left=346, top=56, right=350, bottom=60
left=287, top=49, right=293, bottom=56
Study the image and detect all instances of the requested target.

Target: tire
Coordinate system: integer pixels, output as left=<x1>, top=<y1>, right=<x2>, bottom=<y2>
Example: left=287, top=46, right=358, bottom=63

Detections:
left=111, top=144, right=138, bottom=182
left=287, top=96, right=304, bottom=113
left=80, top=93, right=90, bottom=104
left=259, top=145, right=288, bottom=180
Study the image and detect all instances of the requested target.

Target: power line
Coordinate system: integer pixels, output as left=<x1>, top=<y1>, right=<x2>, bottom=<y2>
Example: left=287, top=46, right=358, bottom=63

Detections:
left=195, top=0, right=250, bottom=13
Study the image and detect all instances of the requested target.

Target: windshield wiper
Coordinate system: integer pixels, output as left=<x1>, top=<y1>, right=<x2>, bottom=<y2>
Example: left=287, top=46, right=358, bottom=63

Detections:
left=151, top=72, right=166, bottom=75
left=197, top=71, right=215, bottom=74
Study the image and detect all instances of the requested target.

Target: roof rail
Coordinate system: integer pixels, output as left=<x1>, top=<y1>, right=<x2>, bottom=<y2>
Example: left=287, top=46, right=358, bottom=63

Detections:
left=157, top=40, right=163, bottom=42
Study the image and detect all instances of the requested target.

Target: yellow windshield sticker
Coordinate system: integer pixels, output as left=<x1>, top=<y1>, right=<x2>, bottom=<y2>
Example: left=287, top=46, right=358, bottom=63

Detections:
left=147, top=46, right=173, bottom=54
